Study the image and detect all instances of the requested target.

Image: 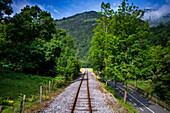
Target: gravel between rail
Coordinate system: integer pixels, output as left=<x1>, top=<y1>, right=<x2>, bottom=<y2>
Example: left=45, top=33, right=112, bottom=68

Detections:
left=43, top=69, right=126, bottom=113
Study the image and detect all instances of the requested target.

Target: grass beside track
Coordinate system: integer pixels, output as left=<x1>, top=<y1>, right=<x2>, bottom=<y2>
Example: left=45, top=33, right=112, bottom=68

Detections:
left=0, top=67, right=71, bottom=113
left=96, top=75, right=138, bottom=113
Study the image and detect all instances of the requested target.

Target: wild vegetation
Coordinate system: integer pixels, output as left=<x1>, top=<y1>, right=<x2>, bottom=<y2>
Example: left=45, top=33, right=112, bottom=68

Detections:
left=89, top=0, right=170, bottom=104
left=0, top=66, right=72, bottom=112
left=0, top=0, right=80, bottom=112
left=0, top=4, right=80, bottom=77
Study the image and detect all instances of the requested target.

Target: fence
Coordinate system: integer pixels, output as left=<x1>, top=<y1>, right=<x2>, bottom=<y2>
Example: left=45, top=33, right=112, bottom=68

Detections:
left=94, top=72, right=170, bottom=111
left=127, top=84, right=170, bottom=111
left=0, top=106, right=2, bottom=113
left=0, top=79, right=57, bottom=113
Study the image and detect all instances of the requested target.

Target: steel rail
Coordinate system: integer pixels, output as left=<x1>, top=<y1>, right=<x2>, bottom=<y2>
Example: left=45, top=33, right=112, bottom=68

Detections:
left=70, top=70, right=92, bottom=113
left=70, top=71, right=86, bottom=113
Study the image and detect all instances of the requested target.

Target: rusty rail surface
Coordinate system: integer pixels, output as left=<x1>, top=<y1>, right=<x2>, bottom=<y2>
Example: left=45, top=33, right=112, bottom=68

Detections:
left=70, top=70, right=92, bottom=113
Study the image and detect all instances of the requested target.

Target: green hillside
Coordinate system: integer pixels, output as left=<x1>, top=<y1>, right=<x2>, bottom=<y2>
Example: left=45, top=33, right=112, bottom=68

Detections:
left=55, top=11, right=170, bottom=67
left=55, top=11, right=98, bottom=67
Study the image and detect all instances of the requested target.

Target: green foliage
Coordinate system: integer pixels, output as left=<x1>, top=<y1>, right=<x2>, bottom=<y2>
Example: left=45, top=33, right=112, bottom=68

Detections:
left=54, top=75, right=66, bottom=87
left=0, top=0, right=13, bottom=23
left=0, top=5, right=80, bottom=79
left=148, top=27, right=170, bottom=102
left=127, top=80, right=153, bottom=93
left=91, top=0, right=150, bottom=78
left=149, top=23, right=170, bottom=47
left=55, top=11, right=98, bottom=67
left=90, top=0, right=150, bottom=103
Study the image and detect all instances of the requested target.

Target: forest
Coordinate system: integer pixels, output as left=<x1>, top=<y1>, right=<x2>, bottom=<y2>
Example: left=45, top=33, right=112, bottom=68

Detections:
left=0, top=1, right=80, bottom=79
left=89, top=0, right=170, bottom=104
left=0, top=1, right=81, bottom=111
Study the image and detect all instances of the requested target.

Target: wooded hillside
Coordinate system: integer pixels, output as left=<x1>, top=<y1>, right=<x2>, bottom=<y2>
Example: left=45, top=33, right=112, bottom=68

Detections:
left=55, top=11, right=98, bottom=67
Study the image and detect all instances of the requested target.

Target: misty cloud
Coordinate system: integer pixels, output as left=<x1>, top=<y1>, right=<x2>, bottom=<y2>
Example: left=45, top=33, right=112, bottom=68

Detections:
left=144, top=4, right=170, bottom=20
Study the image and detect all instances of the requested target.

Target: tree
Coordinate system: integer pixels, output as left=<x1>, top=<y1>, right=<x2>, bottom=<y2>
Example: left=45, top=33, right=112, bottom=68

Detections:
left=111, top=0, right=150, bottom=103
left=90, top=2, right=113, bottom=85
left=0, top=5, right=80, bottom=78
left=90, top=0, right=150, bottom=103
left=0, top=0, right=13, bottom=23
left=148, top=23, right=170, bottom=103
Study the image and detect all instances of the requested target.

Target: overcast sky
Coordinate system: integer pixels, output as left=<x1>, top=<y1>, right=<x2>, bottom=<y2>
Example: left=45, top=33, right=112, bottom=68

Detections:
left=11, top=0, right=170, bottom=19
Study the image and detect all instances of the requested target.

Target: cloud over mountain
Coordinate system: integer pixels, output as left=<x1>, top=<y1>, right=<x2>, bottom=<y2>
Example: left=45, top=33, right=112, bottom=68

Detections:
left=144, top=2, right=170, bottom=20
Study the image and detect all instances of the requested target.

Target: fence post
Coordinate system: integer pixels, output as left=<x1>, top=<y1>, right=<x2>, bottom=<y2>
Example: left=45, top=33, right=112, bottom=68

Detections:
left=40, top=86, right=42, bottom=103
left=44, top=83, right=46, bottom=97
left=54, top=80, right=57, bottom=87
left=164, top=102, right=166, bottom=110
left=20, top=100, right=23, bottom=113
left=52, top=79, right=53, bottom=90
left=20, top=95, right=26, bottom=113
left=0, top=106, right=2, bottom=113
left=23, top=95, right=26, bottom=113
left=49, top=81, right=51, bottom=92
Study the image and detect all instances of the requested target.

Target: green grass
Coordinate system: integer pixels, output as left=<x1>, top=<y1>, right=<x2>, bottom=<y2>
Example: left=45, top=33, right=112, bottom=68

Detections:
left=0, top=67, right=52, bottom=100
left=127, top=80, right=153, bottom=93
left=0, top=67, right=69, bottom=112
left=97, top=75, right=138, bottom=113
left=80, top=68, right=85, bottom=72
left=89, top=68, right=93, bottom=72
left=80, top=68, right=93, bottom=72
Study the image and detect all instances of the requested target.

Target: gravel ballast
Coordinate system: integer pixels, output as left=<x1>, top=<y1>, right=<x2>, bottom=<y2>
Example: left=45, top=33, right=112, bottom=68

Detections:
left=43, top=70, right=116, bottom=113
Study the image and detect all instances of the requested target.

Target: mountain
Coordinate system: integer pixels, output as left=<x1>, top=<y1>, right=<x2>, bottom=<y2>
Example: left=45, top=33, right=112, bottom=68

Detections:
left=55, top=10, right=170, bottom=67
left=142, top=9, right=157, bottom=13
left=55, top=11, right=98, bottom=67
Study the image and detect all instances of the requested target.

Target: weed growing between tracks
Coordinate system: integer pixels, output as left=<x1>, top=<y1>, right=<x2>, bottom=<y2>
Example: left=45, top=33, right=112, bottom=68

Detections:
left=96, top=74, right=138, bottom=113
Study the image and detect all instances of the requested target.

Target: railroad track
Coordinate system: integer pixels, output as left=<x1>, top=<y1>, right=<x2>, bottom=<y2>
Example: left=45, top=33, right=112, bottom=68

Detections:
left=70, top=70, right=92, bottom=113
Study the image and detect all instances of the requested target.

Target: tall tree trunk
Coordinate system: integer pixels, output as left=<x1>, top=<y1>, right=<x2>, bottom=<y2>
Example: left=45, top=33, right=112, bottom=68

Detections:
left=135, top=76, right=137, bottom=90
left=105, top=58, right=108, bottom=86
left=104, top=21, right=108, bottom=86
left=124, top=44, right=128, bottom=103
left=106, top=78, right=107, bottom=86
left=124, top=82, right=127, bottom=103
left=114, top=79, right=117, bottom=93
left=114, top=58, right=117, bottom=93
